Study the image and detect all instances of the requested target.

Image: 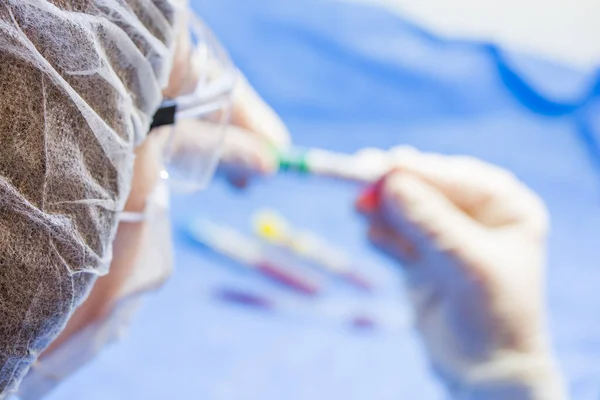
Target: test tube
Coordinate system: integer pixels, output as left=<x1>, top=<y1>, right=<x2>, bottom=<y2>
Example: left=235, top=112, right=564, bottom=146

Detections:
left=189, top=219, right=321, bottom=296
left=252, top=209, right=374, bottom=292
left=277, top=147, right=392, bottom=183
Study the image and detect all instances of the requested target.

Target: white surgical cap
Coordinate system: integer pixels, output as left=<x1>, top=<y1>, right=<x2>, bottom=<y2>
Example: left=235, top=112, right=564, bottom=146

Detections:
left=0, top=0, right=180, bottom=396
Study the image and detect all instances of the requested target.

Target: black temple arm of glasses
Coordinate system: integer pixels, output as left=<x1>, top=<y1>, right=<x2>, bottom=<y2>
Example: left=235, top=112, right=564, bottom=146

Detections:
left=149, top=100, right=178, bottom=131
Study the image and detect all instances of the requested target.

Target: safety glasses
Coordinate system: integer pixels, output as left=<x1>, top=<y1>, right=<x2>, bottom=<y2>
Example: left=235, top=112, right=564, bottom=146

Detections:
left=152, top=11, right=237, bottom=193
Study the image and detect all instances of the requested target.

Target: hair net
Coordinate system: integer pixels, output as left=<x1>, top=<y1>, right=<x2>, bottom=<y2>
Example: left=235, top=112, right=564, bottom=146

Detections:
left=0, top=0, right=180, bottom=396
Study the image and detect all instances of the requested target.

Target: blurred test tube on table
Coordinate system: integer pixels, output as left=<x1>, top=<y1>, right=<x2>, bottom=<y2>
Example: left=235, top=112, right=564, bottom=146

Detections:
left=188, top=219, right=322, bottom=296
left=252, top=209, right=374, bottom=292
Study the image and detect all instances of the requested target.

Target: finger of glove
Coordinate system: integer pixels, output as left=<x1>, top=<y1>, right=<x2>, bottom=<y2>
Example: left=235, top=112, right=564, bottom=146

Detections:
left=366, top=218, right=420, bottom=265
left=389, top=148, right=548, bottom=234
left=230, top=74, right=291, bottom=149
left=219, top=124, right=279, bottom=175
left=380, top=171, right=484, bottom=269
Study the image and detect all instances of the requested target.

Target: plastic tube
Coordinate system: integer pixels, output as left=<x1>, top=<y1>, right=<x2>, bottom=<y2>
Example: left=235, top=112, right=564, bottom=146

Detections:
left=252, top=209, right=374, bottom=292
left=189, top=219, right=321, bottom=296
left=277, top=147, right=392, bottom=183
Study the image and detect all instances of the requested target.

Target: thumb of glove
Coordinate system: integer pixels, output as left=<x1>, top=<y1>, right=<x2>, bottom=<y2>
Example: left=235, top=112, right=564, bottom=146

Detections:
left=380, top=171, right=484, bottom=275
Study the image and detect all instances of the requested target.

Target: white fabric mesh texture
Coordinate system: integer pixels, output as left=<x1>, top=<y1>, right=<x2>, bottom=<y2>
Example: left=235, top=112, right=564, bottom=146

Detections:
left=0, top=0, right=178, bottom=396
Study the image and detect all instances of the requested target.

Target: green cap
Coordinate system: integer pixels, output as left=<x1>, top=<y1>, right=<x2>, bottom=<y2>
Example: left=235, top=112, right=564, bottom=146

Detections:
left=277, top=148, right=310, bottom=173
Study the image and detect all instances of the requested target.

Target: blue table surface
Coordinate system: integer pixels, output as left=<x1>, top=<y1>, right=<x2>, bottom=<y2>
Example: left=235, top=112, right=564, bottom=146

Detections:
left=48, top=1, right=600, bottom=399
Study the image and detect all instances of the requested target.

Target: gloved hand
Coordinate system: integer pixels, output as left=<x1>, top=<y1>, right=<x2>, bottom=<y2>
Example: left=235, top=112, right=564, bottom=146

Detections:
left=357, top=147, right=567, bottom=399
left=218, top=74, right=291, bottom=188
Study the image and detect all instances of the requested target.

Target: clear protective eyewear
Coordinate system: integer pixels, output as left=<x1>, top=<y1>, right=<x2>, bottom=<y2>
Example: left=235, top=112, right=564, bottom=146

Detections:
left=151, top=11, right=237, bottom=194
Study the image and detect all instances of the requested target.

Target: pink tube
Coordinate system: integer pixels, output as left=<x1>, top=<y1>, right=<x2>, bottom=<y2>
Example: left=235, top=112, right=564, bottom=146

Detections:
left=340, top=271, right=374, bottom=293
left=256, top=261, right=320, bottom=296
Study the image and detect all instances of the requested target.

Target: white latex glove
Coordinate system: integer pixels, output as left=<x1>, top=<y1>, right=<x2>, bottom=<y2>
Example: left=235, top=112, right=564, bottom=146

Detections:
left=218, top=74, right=291, bottom=188
left=356, top=148, right=567, bottom=400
